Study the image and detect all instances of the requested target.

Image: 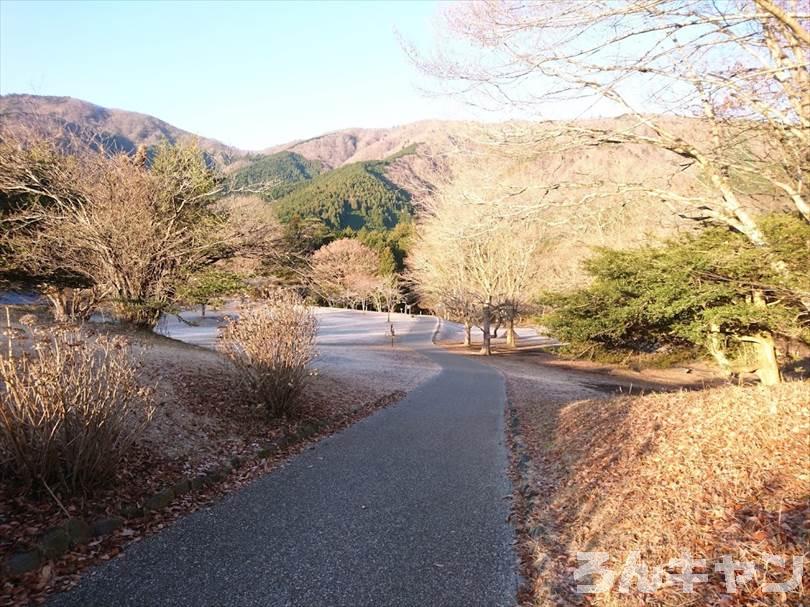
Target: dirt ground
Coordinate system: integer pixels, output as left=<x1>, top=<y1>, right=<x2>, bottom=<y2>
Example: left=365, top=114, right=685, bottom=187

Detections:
left=444, top=340, right=725, bottom=402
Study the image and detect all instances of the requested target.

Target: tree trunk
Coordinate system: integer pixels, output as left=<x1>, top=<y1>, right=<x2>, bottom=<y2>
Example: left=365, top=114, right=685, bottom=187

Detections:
left=43, top=287, right=99, bottom=323
left=463, top=321, right=471, bottom=347
left=115, top=299, right=162, bottom=328
left=747, top=290, right=781, bottom=385
left=44, top=289, right=68, bottom=323
left=742, top=333, right=781, bottom=386
left=480, top=300, right=492, bottom=355
left=707, top=323, right=733, bottom=376
left=506, top=318, right=517, bottom=348
left=790, top=192, right=810, bottom=224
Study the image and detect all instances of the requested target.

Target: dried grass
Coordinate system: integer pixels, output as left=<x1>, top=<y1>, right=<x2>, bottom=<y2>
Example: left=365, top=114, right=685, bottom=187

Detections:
left=519, top=382, right=809, bottom=605
left=0, top=327, right=155, bottom=493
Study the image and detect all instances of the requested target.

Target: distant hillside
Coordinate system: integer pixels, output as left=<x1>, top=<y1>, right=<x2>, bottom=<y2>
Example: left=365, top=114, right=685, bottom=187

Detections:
left=229, top=151, right=323, bottom=199
left=266, top=120, right=466, bottom=169
left=0, top=94, right=242, bottom=166
left=273, top=151, right=415, bottom=231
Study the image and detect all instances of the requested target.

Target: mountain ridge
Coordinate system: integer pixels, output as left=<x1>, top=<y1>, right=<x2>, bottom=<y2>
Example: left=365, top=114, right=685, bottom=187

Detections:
left=0, top=94, right=462, bottom=167
left=0, top=93, right=788, bottom=287
left=0, top=94, right=243, bottom=165
left=264, top=120, right=468, bottom=168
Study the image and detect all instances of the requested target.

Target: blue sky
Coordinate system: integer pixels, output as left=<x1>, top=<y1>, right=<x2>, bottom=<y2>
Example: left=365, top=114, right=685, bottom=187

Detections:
left=0, top=0, right=470, bottom=150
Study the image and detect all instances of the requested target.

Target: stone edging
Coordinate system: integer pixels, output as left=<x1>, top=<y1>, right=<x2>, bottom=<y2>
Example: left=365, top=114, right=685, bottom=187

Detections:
left=2, top=418, right=332, bottom=578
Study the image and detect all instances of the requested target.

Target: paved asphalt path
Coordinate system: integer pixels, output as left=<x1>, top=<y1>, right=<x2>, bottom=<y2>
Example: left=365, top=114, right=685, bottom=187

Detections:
left=50, top=314, right=516, bottom=607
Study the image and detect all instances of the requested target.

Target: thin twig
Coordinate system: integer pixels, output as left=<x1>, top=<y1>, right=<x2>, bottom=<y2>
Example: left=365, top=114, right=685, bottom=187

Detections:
left=40, top=477, right=71, bottom=518
left=5, top=306, right=11, bottom=359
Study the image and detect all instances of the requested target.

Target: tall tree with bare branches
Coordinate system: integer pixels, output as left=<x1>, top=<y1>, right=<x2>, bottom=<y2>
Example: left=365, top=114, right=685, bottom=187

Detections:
left=309, top=238, right=382, bottom=309
left=408, top=1, right=809, bottom=287
left=408, top=160, right=546, bottom=354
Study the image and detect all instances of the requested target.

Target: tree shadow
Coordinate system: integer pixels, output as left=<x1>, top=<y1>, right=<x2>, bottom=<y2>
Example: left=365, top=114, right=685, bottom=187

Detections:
left=782, top=355, right=810, bottom=381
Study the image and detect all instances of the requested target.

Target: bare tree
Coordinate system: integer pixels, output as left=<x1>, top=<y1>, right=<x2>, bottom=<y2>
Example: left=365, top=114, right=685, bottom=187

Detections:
left=409, top=0, right=809, bottom=299
left=372, top=274, right=404, bottom=320
left=309, top=238, right=382, bottom=309
left=0, top=135, right=278, bottom=326
left=408, top=160, right=546, bottom=354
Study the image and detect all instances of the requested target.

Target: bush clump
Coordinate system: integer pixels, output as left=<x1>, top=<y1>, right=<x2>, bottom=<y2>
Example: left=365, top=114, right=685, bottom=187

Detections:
left=542, top=214, right=810, bottom=382
left=0, top=328, right=155, bottom=493
left=220, top=291, right=317, bottom=417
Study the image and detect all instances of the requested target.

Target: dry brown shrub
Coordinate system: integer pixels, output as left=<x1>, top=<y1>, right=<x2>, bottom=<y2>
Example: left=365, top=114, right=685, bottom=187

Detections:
left=220, top=291, right=317, bottom=417
left=0, top=327, right=155, bottom=493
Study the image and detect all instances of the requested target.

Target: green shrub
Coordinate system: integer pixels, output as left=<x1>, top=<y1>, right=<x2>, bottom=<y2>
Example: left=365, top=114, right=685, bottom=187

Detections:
left=542, top=214, right=810, bottom=370
left=177, top=269, right=245, bottom=315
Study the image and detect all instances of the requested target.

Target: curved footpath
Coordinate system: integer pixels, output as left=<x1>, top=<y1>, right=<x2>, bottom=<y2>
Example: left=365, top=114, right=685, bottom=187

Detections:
left=50, top=313, right=517, bottom=606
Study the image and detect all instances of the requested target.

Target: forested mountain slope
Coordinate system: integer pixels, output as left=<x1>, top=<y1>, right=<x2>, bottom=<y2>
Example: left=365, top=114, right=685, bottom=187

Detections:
left=273, top=154, right=413, bottom=231
left=228, top=151, right=323, bottom=199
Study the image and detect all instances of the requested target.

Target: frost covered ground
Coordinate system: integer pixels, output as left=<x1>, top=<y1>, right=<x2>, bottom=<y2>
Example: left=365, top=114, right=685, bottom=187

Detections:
left=1, top=305, right=442, bottom=605
left=435, top=318, right=558, bottom=349
left=156, top=306, right=441, bottom=393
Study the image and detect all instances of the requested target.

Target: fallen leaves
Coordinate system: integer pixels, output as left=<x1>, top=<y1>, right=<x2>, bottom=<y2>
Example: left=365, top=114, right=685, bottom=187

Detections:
left=2, top=330, right=409, bottom=606
left=506, top=375, right=809, bottom=607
